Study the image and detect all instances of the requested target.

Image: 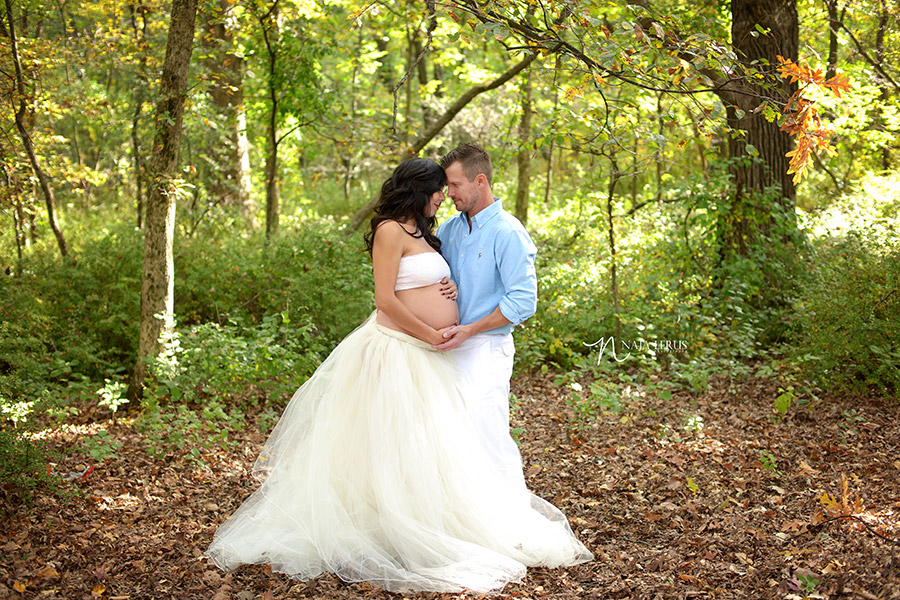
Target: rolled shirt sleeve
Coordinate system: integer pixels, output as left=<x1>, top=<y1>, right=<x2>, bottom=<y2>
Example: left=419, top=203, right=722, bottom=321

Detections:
left=496, top=227, right=537, bottom=326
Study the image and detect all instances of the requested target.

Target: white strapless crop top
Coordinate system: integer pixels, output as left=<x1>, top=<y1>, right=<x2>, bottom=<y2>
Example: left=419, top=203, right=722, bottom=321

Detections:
left=395, top=252, right=451, bottom=291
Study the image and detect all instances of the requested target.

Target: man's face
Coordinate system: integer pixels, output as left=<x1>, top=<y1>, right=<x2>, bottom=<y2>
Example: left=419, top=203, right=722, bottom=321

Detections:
left=444, top=161, right=479, bottom=214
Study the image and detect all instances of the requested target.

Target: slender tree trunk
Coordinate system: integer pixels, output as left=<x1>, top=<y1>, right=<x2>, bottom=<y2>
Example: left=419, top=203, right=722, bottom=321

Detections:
left=129, top=3, right=149, bottom=229
left=235, top=105, right=254, bottom=224
left=132, top=0, right=199, bottom=399
left=606, top=157, right=622, bottom=340
left=132, top=98, right=146, bottom=229
left=514, top=67, right=532, bottom=225
left=876, top=0, right=890, bottom=170
left=259, top=3, right=280, bottom=239
left=265, top=87, right=279, bottom=238
left=413, top=35, right=433, bottom=130
left=825, top=0, right=843, bottom=81
left=3, top=163, right=23, bottom=266
left=543, top=56, right=561, bottom=206
left=543, top=145, right=555, bottom=205
left=6, top=0, right=68, bottom=259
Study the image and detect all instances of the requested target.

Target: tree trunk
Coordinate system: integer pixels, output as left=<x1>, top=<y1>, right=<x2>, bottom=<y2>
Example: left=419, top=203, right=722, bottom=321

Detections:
left=413, top=35, right=433, bottom=130
left=132, top=0, right=199, bottom=399
left=825, top=0, right=842, bottom=81
left=717, top=0, right=799, bottom=254
left=259, top=3, right=280, bottom=240
left=730, top=0, right=798, bottom=205
left=5, top=0, right=68, bottom=260
left=514, top=67, right=532, bottom=225
left=129, top=3, right=149, bottom=229
left=875, top=0, right=890, bottom=170
left=204, top=0, right=255, bottom=225
left=606, top=157, right=622, bottom=340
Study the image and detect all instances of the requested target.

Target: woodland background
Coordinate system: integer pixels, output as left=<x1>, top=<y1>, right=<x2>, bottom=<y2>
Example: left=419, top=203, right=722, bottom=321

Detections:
left=0, top=0, right=898, bottom=597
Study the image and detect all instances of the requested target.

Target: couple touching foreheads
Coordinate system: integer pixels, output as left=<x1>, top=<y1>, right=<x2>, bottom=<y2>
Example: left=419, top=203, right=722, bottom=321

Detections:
left=206, top=143, right=592, bottom=594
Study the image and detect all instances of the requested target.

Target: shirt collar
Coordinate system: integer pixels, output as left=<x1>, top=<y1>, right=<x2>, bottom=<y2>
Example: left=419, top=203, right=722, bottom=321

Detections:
left=465, top=198, right=502, bottom=230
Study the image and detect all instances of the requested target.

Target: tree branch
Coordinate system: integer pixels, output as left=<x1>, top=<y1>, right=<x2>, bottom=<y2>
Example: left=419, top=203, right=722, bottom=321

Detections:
left=345, top=51, right=538, bottom=232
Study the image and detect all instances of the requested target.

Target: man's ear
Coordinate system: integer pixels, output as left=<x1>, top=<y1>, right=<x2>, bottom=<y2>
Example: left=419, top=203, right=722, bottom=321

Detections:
left=476, top=173, right=487, bottom=187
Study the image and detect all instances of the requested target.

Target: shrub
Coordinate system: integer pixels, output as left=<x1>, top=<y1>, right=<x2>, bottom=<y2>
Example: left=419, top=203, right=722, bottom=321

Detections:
left=792, top=232, right=900, bottom=396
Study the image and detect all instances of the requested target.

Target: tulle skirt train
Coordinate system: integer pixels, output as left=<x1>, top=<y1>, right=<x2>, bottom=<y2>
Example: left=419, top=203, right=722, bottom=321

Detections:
left=205, top=313, right=592, bottom=593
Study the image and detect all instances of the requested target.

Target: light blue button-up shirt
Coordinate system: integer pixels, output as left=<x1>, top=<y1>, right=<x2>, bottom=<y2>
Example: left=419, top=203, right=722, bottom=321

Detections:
left=436, top=200, right=537, bottom=335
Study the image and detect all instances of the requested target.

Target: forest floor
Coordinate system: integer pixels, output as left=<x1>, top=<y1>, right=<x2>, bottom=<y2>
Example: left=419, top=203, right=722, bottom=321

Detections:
left=2, top=369, right=899, bottom=600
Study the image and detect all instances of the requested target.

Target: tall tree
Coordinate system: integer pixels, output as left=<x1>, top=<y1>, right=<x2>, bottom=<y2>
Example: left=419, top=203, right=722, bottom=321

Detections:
left=721, top=0, right=799, bottom=245
left=129, top=2, right=151, bottom=229
left=246, top=0, right=323, bottom=239
left=203, top=0, right=255, bottom=226
left=132, top=0, right=199, bottom=398
left=514, top=66, right=533, bottom=225
left=5, top=0, right=69, bottom=259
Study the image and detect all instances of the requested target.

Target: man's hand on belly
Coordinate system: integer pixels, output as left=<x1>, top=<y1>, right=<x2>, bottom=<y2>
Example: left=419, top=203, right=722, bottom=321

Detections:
left=432, top=323, right=474, bottom=351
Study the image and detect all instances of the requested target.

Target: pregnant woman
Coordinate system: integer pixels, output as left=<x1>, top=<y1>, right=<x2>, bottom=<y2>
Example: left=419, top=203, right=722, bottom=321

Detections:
left=205, top=158, right=592, bottom=593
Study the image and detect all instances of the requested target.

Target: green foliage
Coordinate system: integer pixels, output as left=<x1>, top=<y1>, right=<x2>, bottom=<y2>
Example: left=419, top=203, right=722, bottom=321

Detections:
left=0, top=428, right=59, bottom=505
left=0, top=225, right=142, bottom=402
left=175, top=217, right=373, bottom=341
left=759, top=449, right=781, bottom=477
left=145, top=311, right=327, bottom=405
left=791, top=231, right=900, bottom=397
left=80, top=430, right=122, bottom=462
left=136, top=399, right=246, bottom=466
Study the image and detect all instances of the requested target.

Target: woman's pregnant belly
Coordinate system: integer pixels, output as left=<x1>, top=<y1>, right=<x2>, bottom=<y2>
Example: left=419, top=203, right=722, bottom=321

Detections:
left=378, top=283, right=460, bottom=334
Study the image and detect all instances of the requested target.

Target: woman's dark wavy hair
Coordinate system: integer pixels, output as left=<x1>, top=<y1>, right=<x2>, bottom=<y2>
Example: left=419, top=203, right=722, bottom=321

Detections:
left=364, top=158, right=446, bottom=255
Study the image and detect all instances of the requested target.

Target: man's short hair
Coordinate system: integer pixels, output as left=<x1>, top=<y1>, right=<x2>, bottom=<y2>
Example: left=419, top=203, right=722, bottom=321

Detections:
left=440, top=143, right=493, bottom=186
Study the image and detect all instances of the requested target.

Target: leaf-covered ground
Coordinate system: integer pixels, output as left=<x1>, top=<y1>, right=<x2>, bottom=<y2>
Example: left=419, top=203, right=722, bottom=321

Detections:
left=2, top=370, right=899, bottom=600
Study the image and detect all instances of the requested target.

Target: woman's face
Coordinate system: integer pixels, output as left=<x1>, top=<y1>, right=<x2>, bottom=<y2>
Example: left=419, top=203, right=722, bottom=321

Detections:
left=424, top=188, right=445, bottom=218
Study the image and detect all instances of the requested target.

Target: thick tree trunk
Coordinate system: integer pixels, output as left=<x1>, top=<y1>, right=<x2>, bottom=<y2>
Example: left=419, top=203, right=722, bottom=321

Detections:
left=729, top=0, right=798, bottom=208
left=714, top=0, right=799, bottom=256
left=132, top=0, right=198, bottom=399
left=514, top=67, right=532, bottom=225
left=5, top=0, right=68, bottom=260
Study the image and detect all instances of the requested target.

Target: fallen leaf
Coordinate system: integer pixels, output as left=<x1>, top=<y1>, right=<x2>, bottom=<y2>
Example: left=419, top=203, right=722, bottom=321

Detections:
left=33, top=565, right=60, bottom=579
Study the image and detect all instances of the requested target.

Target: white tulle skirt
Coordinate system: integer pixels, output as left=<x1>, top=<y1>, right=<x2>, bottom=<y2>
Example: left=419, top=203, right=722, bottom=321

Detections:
left=205, top=312, right=592, bottom=594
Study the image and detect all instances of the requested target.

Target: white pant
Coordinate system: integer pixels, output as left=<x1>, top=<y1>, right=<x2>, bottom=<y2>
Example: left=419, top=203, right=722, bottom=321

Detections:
left=453, top=334, right=525, bottom=488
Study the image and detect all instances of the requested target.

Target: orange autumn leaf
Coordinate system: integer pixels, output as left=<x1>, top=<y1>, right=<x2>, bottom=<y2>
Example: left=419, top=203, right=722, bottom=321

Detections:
left=773, top=55, right=851, bottom=182
left=824, top=73, right=851, bottom=97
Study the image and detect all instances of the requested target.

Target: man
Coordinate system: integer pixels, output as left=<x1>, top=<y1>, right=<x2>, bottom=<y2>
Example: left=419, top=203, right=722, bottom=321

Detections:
left=434, top=143, right=538, bottom=486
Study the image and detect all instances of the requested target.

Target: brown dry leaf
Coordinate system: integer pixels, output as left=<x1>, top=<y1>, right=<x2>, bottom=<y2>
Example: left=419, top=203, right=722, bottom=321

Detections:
left=799, top=460, right=820, bottom=475
left=13, top=581, right=26, bottom=593
left=33, top=565, right=60, bottom=579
